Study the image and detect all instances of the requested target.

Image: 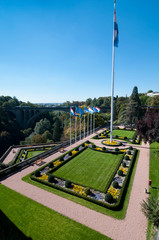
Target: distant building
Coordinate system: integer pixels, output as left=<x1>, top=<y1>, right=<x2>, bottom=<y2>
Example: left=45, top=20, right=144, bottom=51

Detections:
left=147, top=92, right=159, bottom=97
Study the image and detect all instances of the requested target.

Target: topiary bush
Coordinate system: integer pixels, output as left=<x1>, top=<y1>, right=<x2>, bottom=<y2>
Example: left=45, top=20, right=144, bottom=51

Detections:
left=59, top=156, right=63, bottom=161
left=125, top=155, right=129, bottom=160
left=65, top=180, right=72, bottom=188
left=124, top=136, right=127, bottom=140
left=34, top=170, right=41, bottom=177
left=86, top=140, right=90, bottom=143
left=118, top=169, right=123, bottom=176
left=129, top=146, right=133, bottom=150
left=92, top=144, right=96, bottom=148
left=115, top=148, right=119, bottom=152
left=48, top=175, right=54, bottom=183
left=127, top=150, right=131, bottom=155
left=68, top=152, right=72, bottom=156
left=105, top=193, right=114, bottom=203
left=112, top=181, right=119, bottom=189
left=85, top=187, right=91, bottom=195
left=48, top=162, right=54, bottom=168
left=102, top=147, right=106, bottom=151
left=122, top=162, right=126, bottom=168
left=115, top=135, right=118, bottom=139
left=75, top=147, right=78, bottom=151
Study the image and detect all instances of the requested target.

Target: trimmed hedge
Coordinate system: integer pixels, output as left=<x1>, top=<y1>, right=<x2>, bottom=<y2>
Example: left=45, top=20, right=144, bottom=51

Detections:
left=48, top=175, right=54, bottom=183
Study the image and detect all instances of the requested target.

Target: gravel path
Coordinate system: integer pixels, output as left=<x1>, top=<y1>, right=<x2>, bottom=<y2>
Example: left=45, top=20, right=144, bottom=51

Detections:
left=1, top=131, right=149, bottom=240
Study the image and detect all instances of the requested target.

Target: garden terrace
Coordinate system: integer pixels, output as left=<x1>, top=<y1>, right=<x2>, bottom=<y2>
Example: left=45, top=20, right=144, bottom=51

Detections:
left=31, top=143, right=138, bottom=209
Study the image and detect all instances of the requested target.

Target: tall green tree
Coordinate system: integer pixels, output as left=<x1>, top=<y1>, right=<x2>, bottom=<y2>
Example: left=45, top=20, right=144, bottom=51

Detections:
left=34, top=118, right=51, bottom=135
left=53, top=118, right=62, bottom=141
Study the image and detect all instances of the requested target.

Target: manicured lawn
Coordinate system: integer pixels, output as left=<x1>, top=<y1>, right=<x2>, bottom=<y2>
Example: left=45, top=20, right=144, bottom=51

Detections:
left=0, top=184, right=111, bottom=240
left=147, top=142, right=159, bottom=240
left=23, top=150, right=139, bottom=219
left=53, top=148, right=123, bottom=192
left=110, top=130, right=135, bottom=139
left=26, top=150, right=45, bottom=159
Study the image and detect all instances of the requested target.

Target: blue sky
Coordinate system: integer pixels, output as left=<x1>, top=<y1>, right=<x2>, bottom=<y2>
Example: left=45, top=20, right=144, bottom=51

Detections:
left=0, top=0, right=159, bottom=103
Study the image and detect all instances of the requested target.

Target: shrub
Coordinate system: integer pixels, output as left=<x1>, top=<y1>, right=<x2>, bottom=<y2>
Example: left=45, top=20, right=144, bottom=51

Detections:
left=105, top=193, right=114, bottom=203
left=122, top=162, right=126, bottom=168
left=102, top=147, right=106, bottom=151
left=125, top=155, right=129, bottom=160
left=92, top=144, right=96, bottom=148
left=68, top=152, right=72, bottom=156
left=48, top=175, right=54, bottom=183
left=48, top=162, right=54, bottom=168
left=115, top=148, right=119, bottom=152
left=129, top=146, right=133, bottom=150
left=127, top=150, right=131, bottom=155
left=34, top=170, right=41, bottom=177
left=59, top=156, right=63, bottom=161
left=86, top=140, right=90, bottom=143
left=85, top=187, right=90, bottom=195
left=132, top=139, right=136, bottom=144
left=124, top=136, right=127, bottom=140
left=118, top=169, right=123, bottom=176
left=82, top=143, right=85, bottom=147
left=115, top=135, right=118, bottom=138
left=65, top=180, right=72, bottom=188
left=112, top=181, right=119, bottom=189
left=75, top=147, right=78, bottom=151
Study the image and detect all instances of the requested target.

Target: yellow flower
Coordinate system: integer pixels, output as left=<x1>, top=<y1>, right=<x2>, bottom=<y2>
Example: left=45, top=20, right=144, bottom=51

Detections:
left=96, top=147, right=102, bottom=151
left=107, top=186, right=120, bottom=199
left=39, top=174, right=48, bottom=181
left=72, top=150, right=78, bottom=154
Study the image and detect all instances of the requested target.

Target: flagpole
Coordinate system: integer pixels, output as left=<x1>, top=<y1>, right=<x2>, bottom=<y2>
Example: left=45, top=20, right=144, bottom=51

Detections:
left=70, top=107, right=71, bottom=145
left=87, top=113, right=89, bottom=136
left=93, top=113, right=95, bottom=133
left=75, top=116, right=76, bottom=142
left=84, top=114, right=85, bottom=138
left=110, top=0, right=116, bottom=143
left=80, top=116, right=81, bottom=140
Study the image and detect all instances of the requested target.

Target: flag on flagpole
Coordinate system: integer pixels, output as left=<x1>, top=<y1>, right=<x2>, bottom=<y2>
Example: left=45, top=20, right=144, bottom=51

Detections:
left=92, top=106, right=98, bottom=113
left=88, top=107, right=94, bottom=114
left=70, top=108, right=77, bottom=116
left=114, top=7, right=119, bottom=47
left=84, top=106, right=89, bottom=113
left=95, top=107, right=101, bottom=112
left=76, top=106, right=84, bottom=118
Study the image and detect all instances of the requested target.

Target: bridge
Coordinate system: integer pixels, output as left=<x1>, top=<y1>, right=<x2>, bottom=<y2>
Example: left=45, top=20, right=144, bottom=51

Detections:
left=6, top=106, right=108, bottom=129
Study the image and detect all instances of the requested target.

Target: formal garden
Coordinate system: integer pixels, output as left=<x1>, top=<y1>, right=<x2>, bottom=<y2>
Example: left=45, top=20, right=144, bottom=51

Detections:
left=30, top=141, right=137, bottom=209
left=93, top=128, right=141, bottom=145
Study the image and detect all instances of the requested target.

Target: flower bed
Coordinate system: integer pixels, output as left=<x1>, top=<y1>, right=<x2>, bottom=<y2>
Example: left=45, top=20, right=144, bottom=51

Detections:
left=102, top=139, right=122, bottom=146
left=30, top=142, right=137, bottom=210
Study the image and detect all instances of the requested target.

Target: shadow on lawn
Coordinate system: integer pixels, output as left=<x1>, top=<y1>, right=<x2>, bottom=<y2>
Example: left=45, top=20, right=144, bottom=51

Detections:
left=0, top=210, right=32, bottom=240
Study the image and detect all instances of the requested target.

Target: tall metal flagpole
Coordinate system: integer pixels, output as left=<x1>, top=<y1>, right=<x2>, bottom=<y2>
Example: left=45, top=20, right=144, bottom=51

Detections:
left=80, top=116, right=81, bottom=140
left=75, top=116, right=77, bottom=142
left=87, top=113, right=89, bottom=136
left=90, top=114, right=92, bottom=134
left=110, top=0, right=116, bottom=143
left=84, top=114, right=85, bottom=138
left=70, top=107, right=71, bottom=145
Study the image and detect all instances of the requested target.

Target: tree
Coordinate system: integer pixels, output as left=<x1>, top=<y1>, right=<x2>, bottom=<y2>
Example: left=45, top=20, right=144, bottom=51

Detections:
left=151, top=96, right=159, bottom=107
left=53, top=118, right=62, bottom=141
left=136, top=111, right=159, bottom=143
left=42, top=130, right=52, bottom=141
left=34, top=118, right=51, bottom=135
left=141, top=195, right=159, bottom=229
left=31, top=134, right=47, bottom=144
left=130, top=86, right=141, bottom=105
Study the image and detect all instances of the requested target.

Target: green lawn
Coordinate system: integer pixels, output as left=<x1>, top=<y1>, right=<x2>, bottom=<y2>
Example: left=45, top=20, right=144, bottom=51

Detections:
left=53, top=148, right=122, bottom=192
left=0, top=184, right=111, bottom=240
left=109, top=129, right=135, bottom=139
left=23, top=151, right=139, bottom=220
left=147, top=142, right=159, bottom=240
left=26, top=150, right=45, bottom=159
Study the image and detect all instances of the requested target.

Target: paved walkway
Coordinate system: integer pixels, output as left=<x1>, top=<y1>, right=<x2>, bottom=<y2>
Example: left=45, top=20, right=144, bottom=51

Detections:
left=1, top=130, right=149, bottom=240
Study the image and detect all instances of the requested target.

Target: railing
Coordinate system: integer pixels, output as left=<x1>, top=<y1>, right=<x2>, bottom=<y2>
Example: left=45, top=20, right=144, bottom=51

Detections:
left=0, top=126, right=102, bottom=179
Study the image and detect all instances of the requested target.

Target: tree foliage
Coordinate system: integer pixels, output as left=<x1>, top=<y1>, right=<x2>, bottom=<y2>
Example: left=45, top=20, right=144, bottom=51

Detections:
left=141, top=195, right=159, bottom=228
left=136, top=111, right=159, bottom=143
left=34, top=118, right=51, bottom=135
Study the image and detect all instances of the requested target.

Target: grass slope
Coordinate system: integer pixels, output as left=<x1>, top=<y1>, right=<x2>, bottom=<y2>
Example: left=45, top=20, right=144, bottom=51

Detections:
left=26, top=150, right=45, bottom=159
left=54, top=148, right=122, bottom=192
left=147, top=142, right=159, bottom=240
left=110, top=130, right=135, bottom=139
left=0, top=184, right=111, bottom=240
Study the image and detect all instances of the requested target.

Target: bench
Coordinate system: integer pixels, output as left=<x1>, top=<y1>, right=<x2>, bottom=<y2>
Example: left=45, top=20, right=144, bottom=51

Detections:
left=35, top=158, right=43, bottom=165
left=59, top=148, right=64, bottom=153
